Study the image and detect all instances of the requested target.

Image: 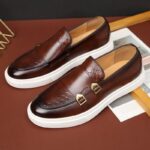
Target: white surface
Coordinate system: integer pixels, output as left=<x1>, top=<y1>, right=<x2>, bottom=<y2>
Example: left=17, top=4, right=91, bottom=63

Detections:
left=5, top=38, right=114, bottom=89
left=109, top=98, right=145, bottom=122
left=27, top=68, right=145, bottom=128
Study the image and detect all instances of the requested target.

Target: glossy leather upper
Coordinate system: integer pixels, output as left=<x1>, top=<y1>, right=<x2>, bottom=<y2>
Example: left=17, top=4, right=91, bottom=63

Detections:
left=31, top=44, right=142, bottom=118
left=8, top=17, right=110, bottom=79
left=8, top=27, right=71, bottom=78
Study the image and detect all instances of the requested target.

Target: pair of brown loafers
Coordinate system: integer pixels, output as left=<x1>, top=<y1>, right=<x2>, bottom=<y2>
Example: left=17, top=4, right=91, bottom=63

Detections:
left=5, top=17, right=145, bottom=128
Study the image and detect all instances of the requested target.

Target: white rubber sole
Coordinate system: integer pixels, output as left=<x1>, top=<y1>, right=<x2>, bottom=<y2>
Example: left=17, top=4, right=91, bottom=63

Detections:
left=27, top=68, right=145, bottom=128
left=5, top=38, right=114, bottom=89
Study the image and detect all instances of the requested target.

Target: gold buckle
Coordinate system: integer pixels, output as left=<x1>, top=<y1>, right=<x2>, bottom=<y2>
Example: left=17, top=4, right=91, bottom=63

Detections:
left=76, top=94, right=87, bottom=106
left=91, top=83, right=102, bottom=94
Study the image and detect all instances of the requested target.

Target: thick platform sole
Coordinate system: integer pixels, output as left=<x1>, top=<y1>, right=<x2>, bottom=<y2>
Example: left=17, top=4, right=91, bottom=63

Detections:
left=27, top=68, right=145, bottom=128
left=5, top=38, right=114, bottom=89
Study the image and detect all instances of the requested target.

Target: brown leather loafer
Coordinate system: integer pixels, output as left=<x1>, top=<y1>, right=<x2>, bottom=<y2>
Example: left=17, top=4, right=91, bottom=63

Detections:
left=5, top=16, right=113, bottom=88
left=27, top=44, right=145, bottom=128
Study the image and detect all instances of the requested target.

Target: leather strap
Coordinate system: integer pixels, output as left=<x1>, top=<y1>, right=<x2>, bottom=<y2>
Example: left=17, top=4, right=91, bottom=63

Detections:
left=60, top=57, right=105, bottom=106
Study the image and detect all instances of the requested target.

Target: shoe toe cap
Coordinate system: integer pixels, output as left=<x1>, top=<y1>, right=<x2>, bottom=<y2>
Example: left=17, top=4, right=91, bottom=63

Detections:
left=7, top=65, right=25, bottom=79
left=30, top=100, right=48, bottom=118
left=30, top=97, right=59, bottom=118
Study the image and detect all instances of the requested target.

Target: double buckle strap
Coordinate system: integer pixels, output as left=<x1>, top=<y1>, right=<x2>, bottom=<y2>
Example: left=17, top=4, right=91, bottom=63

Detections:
left=76, top=83, right=102, bottom=106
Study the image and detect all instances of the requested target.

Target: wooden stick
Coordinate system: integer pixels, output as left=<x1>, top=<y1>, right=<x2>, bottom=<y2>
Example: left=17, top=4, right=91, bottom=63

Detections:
left=109, top=11, right=150, bottom=116
left=109, top=11, right=150, bottom=31
left=131, top=88, right=150, bottom=116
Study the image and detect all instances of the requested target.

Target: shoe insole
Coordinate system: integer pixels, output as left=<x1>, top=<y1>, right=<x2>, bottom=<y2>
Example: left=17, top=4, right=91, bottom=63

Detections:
left=69, top=17, right=105, bottom=46
left=71, top=29, right=96, bottom=46
left=104, top=60, right=128, bottom=79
